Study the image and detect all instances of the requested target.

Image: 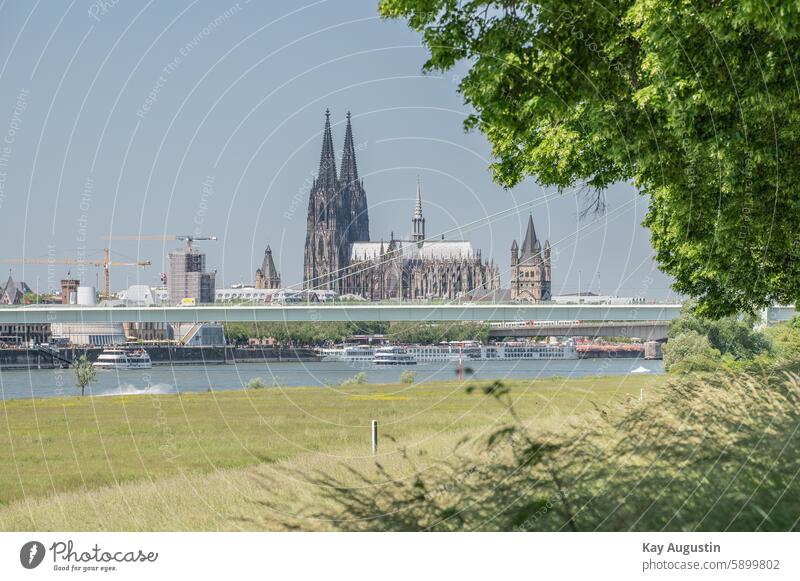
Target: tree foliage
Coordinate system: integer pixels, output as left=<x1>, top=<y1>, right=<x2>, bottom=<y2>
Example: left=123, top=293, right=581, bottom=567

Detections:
left=668, top=303, right=772, bottom=360
left=763, top=316, right=800, bottom=363
left=663, top=330, right=721, bottom=373
left=224, top=321, right=389, bottom=345
left=224, top=320, right=488, bottom=346
left=73, top=355, right=97, bottom=397
left=387, top=321, right=490, bottom=344
left=379, top=0, right=800, bottom=315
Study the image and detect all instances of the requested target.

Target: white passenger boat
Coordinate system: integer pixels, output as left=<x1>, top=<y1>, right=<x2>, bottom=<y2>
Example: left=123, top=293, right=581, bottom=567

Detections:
left=480, top=340, right=578, bottom=360
left=92, top=347, right=152, bottom=369
left=318, top=345, right=375, bottom=363
left=406, top=341, right=482, bottom=362
left=372, top=346, right=417, bottom=365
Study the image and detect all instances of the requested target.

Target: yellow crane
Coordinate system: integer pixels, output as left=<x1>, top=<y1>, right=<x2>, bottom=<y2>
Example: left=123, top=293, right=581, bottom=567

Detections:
left=0, top=248, right=151, bottom=300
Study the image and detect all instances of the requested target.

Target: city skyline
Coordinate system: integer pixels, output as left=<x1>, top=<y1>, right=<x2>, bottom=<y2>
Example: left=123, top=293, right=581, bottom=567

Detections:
left=0, top=1, right=676, bottom=299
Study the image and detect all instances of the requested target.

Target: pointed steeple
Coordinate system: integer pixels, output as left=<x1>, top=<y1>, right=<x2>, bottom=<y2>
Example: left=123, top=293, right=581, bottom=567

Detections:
left=318, top=109, right=337, bottom=188
left=520, top=214, right=538, bottom=259
left=412, top=178, right=426, bottom=244
left=258, top=245, right=281, bottom=289
left=339, top=111, right=358, bottom=184
left=414, top=178, right=423, bottom=219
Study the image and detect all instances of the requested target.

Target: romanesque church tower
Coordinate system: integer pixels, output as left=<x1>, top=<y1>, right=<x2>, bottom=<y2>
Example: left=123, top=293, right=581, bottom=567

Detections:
left=303, top=110, right=370, bottom=292
left=510, top=214, right=552, bottom=301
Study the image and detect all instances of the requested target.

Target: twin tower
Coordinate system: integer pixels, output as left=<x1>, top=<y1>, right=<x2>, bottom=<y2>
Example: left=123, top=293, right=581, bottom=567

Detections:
left=303, top=110, right=369, bottom=292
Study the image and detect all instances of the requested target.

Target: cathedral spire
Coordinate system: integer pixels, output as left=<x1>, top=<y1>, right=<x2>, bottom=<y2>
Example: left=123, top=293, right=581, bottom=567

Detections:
left=318, top=109, right=337, bottom=188
left=340, top=110, right=370, bottom=243
left=412, top=178, right=426, bottom=244
left=340, top=111, right=358, bottom=184
left=414, top=178, right=423, bottom=219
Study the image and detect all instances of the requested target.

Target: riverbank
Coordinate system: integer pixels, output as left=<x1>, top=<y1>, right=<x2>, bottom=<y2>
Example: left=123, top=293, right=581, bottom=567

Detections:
left=0, top=345, right=319, bottom=370
left=0, top=373, right=664, bottom=530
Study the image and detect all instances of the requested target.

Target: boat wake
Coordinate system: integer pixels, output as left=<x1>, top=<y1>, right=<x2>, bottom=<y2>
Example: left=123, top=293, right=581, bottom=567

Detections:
left=95, top=383, right=176, bottom=397
left=631, top=366, right=651, bottom=374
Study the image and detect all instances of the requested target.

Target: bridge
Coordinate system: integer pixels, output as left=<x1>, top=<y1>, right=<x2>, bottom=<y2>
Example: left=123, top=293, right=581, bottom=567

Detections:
left=0, top=303, right=684, bottom=324
left=489, top=321, right=670, bottom=341
left=0, top=303, right=793, bottom=326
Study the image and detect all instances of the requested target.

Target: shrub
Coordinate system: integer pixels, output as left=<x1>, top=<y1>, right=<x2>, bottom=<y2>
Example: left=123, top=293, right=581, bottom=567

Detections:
left=341, top=372, right=368, bottom=386
left=247, top=377, right=267, bottom=389
left=764, top=316, right=800, bottom=363
left=663, top=330, right=722, bottom=373
left=668, top=304, right=772, bottom=360
left=399, top=370, right=416, bottom=384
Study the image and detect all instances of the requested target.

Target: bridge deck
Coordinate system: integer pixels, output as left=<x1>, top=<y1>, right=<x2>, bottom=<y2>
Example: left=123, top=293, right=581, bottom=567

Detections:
left=0, top=303, right=685, bottom=324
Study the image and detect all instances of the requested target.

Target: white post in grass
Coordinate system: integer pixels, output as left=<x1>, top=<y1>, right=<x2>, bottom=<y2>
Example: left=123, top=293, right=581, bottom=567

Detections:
left=371, top=420, right=378, bottom=454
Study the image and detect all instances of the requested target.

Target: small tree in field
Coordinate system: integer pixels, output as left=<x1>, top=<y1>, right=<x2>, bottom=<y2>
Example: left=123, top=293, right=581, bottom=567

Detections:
left=73, top=355, right=97, bottom=396
left=400, top=370, right=417, bottom=384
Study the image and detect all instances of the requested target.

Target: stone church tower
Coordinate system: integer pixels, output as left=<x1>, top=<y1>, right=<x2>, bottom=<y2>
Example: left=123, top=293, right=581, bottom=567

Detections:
left=340, top=112, right=370, bottom=244
left=510, top=214, right=552, bottom=301
left=303, top=110, right=369, bottom=292
left=255, top=246, right=281, bottom=289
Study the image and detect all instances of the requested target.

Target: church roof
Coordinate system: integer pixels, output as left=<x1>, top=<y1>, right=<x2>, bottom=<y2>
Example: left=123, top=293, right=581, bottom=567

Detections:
left=519, top=215, right=538, bottom=259
left=2, top=275, right=30, bottom=293
left=1, top=275, right=25, bottom=304
left=260, top=246, right=280, bottom=280
left=351, top=240, right=475, bottom=261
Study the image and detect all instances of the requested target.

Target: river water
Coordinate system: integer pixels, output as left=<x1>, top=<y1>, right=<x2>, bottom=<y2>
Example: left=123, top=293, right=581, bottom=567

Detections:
left=0, top=358, right=663, bottom=401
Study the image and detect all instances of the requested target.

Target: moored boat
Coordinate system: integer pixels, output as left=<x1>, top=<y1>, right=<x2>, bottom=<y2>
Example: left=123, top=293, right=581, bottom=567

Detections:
left=92, top=347, right=152, bottom=369
left=318, top=345, right=375, bottom=362
left=372, top=346, right=417, bottom=365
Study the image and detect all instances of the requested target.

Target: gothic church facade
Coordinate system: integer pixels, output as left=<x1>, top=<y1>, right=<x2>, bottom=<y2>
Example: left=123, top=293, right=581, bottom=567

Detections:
left=303, top=111, right=498, bottom=300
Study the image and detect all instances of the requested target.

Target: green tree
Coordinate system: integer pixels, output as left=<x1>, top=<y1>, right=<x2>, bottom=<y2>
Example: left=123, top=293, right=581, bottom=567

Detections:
left=379, top=1, right=800, bottom=316
left=224, top=321, right=390, bottom=346
left=668, top=303, right=772, bottom=361
left=73, top=355, right=97, bottom=396
left=21, top=293, right=53, bottom=305
left=663, top=330, right=721, bottom=373
left=388, top=321, right=489, bottom=344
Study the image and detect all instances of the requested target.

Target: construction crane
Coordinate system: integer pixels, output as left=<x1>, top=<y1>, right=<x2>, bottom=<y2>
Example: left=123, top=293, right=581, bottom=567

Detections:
left=103, top=234, right=218, bottom=250
left=0, top=248, right=151, bottom=300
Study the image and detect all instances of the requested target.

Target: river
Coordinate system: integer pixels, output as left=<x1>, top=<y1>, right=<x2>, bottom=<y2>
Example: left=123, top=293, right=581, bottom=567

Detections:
left=0, top=358, right=664, bottom=401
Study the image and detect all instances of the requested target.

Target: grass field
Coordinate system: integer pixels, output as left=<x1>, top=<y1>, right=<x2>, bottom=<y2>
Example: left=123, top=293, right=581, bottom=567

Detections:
left=0, top=373, right=662, bottom=530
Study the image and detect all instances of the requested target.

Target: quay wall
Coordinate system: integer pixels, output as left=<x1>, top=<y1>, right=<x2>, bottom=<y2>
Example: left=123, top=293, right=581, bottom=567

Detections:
left=0, top=346, right=319, bottom=370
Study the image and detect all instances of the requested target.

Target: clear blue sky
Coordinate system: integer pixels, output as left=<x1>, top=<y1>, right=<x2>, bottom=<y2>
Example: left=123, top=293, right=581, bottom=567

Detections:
left=0, top=0, right=676, bottom=299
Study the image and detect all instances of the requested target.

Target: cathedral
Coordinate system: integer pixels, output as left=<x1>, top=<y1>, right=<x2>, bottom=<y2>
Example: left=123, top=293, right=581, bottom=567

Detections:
left=303, top=111, right=498, bottom=300
left=510, top=215, right=552, bottom=301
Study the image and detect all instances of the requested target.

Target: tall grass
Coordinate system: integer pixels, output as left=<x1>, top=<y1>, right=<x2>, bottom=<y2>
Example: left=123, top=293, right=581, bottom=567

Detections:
left=293, top=368, right=800, bottom=531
